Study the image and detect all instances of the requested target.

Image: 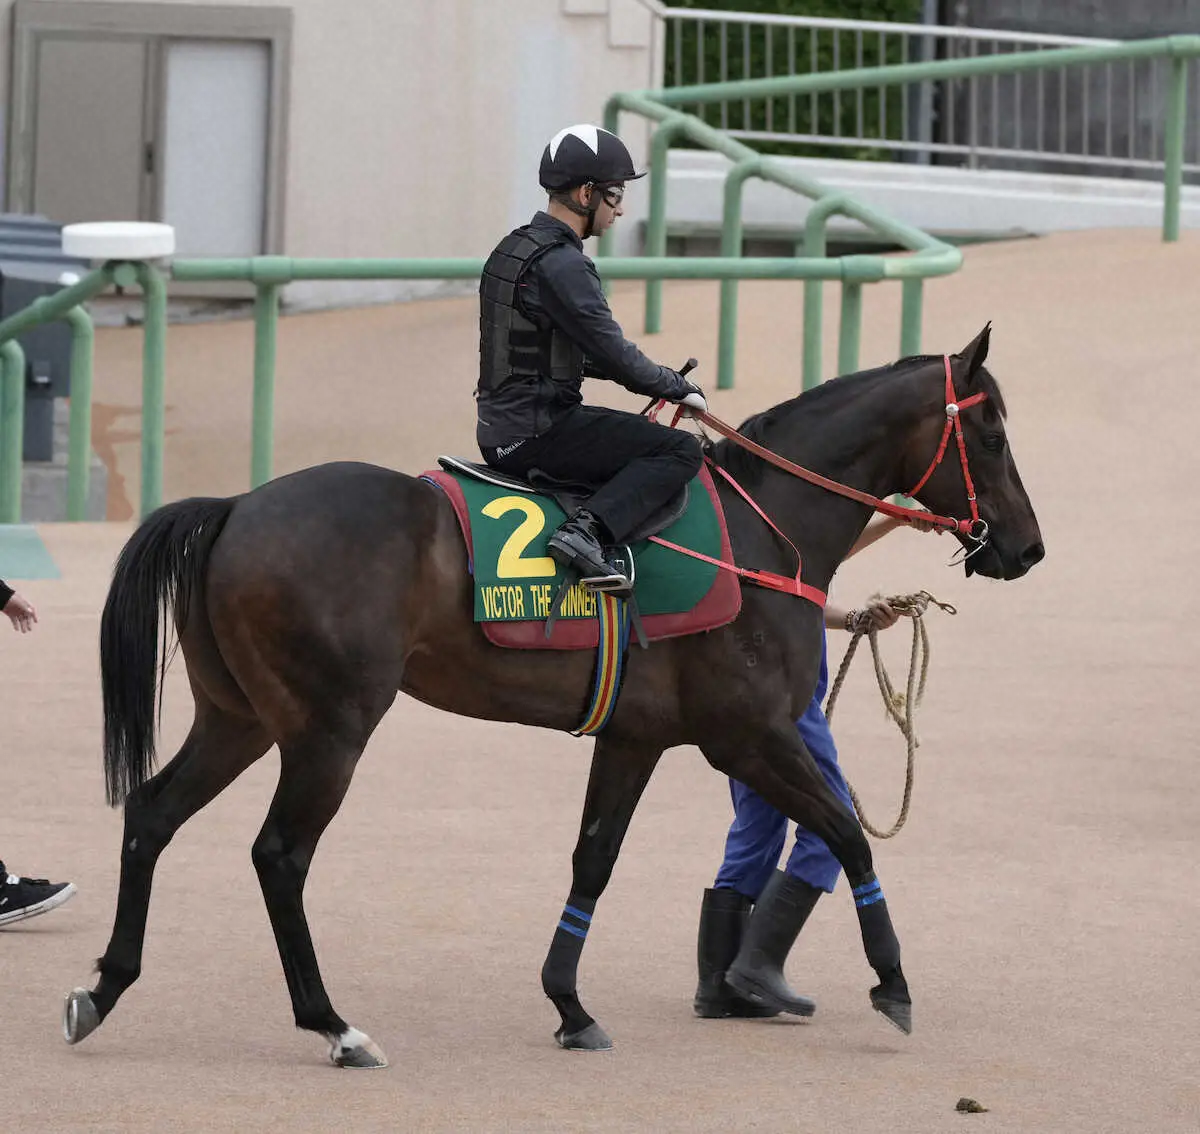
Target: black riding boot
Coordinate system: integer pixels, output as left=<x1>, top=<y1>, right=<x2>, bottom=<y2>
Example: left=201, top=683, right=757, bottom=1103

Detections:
left=546, top=509, right=628, bottom=584
left=724, top=870, right=821, bottom=1016
left=693, top=888, right=781, bottom=1019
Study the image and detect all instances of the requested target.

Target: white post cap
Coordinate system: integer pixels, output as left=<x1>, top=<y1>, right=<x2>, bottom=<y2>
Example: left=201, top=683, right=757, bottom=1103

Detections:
left=62, top=222, right=176, bottom=261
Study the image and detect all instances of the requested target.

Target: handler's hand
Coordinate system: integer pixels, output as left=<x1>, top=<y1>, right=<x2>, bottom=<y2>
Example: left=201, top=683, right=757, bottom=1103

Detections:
left=908, top=512, right=943, bottom=534
left=3, top=591, right=38, bottom=633
left=863, top=599, right=901, bottom=631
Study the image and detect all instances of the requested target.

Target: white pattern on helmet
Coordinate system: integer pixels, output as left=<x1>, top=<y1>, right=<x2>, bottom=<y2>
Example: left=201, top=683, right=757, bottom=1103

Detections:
left=548, top=124, right=601, bottom=159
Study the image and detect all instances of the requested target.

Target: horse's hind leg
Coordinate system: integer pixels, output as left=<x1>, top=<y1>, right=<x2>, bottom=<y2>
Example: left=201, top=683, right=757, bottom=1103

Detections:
left=541, top=734, right=663, bottom=1052
left=64, top=705, right=271, bottom=1044
left=703, top=724, right=912, bottom=1034
left=251, top=733, right=386, bottom=1070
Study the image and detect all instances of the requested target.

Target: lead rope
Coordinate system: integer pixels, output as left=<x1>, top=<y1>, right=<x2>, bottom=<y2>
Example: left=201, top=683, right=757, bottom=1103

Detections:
left=823, top=591, right=957, bottom=839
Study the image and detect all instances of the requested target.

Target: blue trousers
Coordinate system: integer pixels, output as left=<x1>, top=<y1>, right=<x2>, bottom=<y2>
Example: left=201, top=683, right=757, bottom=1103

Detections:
left=713, top=634, right=853, bottom=898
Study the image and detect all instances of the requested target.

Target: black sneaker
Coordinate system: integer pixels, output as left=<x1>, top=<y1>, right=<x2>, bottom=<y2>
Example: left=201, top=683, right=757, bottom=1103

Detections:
left=0, top=861, right=77, bottom=927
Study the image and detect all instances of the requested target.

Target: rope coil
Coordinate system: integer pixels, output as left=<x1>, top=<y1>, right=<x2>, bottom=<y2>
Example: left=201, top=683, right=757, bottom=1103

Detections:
left=823, top=591, right=957, bottom=839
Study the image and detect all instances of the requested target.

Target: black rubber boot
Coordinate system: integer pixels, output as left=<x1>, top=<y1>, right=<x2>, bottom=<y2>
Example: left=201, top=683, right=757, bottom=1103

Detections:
left=547, top=509, right=629, bottom=584
left=724, top=870, right=821, bottom=1016
left=693, top=888, right=781, bottom=1019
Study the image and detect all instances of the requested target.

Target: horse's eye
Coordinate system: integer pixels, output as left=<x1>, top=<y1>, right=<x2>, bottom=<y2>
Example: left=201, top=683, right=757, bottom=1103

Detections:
left=982, top=433, right=1006, bottom=453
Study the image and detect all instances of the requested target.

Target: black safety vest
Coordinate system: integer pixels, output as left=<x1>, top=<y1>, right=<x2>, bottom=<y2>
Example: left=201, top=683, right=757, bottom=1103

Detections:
left=476, top=226, right=585, bottom=446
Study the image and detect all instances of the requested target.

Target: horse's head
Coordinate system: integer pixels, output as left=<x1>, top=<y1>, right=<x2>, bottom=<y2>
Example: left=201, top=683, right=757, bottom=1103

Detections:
left=908, top=326, right=1044, bottom=580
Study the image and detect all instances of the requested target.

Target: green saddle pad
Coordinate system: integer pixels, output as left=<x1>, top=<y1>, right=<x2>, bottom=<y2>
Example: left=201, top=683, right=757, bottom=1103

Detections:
left=446, top=472, right=721, bottom=622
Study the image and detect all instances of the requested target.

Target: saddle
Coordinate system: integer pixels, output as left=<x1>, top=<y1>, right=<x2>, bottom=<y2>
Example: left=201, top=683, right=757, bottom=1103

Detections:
left=435, top=457, right=689, bottom=544
left=437, top=457, right=690, bottom=617
left=420, top=458, right=741, bottom=651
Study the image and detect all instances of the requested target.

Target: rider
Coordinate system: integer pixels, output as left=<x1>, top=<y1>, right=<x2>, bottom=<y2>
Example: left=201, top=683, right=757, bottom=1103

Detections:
left=476, top=124, right=707, bottom=585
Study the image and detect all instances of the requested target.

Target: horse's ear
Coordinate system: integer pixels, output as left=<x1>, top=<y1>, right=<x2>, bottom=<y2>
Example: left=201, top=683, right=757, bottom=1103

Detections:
left=955, top=322, right=991, bottom=385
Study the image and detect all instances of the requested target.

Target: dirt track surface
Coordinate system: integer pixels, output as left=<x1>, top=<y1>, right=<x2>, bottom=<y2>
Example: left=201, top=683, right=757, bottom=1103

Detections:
left=2, top=229, right=1198, bottom=1132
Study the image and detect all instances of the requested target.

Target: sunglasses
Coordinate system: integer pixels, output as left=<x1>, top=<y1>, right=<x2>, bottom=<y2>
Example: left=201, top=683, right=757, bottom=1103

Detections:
left=592, top=184, right=625, bottom=207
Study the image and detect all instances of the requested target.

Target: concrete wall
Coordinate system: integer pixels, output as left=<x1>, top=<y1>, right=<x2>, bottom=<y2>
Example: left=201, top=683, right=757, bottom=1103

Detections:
left=0, top=0, right=664, bottom=308
left=947, top=0, right=1200, bottom=37
left=663, top=149, right=1200, bottom=243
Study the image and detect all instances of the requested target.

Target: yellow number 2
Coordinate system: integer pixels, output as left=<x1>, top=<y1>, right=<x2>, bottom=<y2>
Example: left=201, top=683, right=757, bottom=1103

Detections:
left=481, top=496, right=559, bottom=579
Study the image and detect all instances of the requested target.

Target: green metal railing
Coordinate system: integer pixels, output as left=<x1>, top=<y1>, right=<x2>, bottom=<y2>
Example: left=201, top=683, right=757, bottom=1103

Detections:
left=0, top=261, right=167, bottom=523
left=171, top=252, right=920, bottom=495
left=601, top=91, right=958, bottom=390
left=601, top=34, right=1200, bottom=397
left=0, top=35, right=1195, bottom=524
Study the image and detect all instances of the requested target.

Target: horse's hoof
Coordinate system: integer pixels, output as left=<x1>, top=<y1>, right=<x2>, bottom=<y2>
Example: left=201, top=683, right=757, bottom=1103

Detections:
left=555, top=1021, right=613, bottom=1051
left=63, top=988, right=100, bottom=1045
left=327, top=1027, right=388, bottom=1069
left=870, top=989, right=913, bottom=1035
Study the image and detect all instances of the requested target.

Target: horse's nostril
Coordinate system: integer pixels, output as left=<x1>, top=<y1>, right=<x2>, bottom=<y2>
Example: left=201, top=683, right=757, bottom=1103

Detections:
left=1021, top=541, right=1045, bottom=567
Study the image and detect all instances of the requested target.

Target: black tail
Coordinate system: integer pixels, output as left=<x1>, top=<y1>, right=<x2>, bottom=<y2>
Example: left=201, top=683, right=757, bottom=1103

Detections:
left=100, top=496, right=236, bottom=806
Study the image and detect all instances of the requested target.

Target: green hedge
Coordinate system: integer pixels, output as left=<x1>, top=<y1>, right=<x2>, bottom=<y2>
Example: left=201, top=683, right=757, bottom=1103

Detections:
left=661, top=0, right=924, bottom=21
left=661, top=0, right=929, bottom=158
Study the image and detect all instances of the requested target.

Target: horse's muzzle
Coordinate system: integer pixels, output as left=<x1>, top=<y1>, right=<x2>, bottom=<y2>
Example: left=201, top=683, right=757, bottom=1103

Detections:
left=965, top=538, right=1044, bottom=580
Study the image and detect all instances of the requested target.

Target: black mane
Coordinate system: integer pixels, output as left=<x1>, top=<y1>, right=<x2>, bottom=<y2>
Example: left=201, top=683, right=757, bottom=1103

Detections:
left=707, top=353, right=1006, bottom=484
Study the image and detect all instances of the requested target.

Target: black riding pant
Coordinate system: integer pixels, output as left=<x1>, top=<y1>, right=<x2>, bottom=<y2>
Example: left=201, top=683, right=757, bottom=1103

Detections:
left=481, top=405, right=703, bottom=544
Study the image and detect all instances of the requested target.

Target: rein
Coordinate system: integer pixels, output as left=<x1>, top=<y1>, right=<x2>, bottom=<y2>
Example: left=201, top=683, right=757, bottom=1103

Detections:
left=646, top=355, right=991, bottom=604
left=690, top=355, right=989, bottom=540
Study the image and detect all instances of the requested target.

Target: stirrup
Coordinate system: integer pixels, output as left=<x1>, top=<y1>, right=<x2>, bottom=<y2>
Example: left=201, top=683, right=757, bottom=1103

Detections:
left=545, top=569, right=628, bottom=638
left=580, top=572, right=633, bottom=595
left=582, top=543, right=634, bottom=596
left=543, top=569, right=648, bottom=649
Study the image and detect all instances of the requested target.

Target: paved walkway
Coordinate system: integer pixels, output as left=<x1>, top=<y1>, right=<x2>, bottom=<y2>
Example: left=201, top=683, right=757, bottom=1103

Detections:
left=1, top=229, right=1197, bottom=1132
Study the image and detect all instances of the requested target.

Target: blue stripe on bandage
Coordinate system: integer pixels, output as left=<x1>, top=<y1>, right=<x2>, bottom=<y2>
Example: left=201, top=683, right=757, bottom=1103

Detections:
left=557, top=919, right=588, bottom=938
left=564, top=904, right=593, bottom=924
left=855, top=890, right=886, bottom=908
left=852, top=879, right=881, bottom=898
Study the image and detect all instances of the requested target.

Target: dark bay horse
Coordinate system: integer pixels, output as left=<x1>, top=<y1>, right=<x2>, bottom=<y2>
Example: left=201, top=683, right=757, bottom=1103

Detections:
left=63, top=325, right=1043, bottom=1068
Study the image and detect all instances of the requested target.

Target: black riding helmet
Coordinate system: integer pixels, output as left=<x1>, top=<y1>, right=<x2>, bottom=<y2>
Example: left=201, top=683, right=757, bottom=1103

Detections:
left=539, top=124, right=645, bottom=237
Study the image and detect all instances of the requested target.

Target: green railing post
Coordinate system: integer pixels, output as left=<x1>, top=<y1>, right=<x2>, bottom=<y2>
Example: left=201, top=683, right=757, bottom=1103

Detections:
left=644, top=116, right=689, bottom=334
left=716, top=173, right=746, bottom=391
left=802, top=238, right=825, bottom=391
left=1163, top=54, right=1189, bottom=243
left=64, top=307, right=95, bottom=521
left=0, top=341, right=27, bottom=523
left=251, top=283, right=280, bottom=488
left=802, top=197, right=849, bottom=390
left=717, top=158, right=764, bottom=390
left=838, top=283, right=864, bottom=377
left=597, top=99, right=623, bottom=267
left=135, top=262, right=167, bottom=518
left=900, top=278, right=924, bottom=358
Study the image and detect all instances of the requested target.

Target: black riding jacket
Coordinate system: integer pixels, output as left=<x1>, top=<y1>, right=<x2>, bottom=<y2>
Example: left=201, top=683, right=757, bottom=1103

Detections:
left=476, top=211, right=690, bottom=448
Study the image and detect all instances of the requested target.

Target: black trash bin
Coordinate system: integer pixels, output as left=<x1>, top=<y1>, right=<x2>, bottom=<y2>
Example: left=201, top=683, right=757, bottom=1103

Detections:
left=0, top=213, right=61, bottom=247
left=0, top=252, right=89, bottom=461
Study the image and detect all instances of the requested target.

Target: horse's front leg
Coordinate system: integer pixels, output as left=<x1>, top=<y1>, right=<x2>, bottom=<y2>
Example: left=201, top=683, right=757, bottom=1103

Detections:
left=704, top=722, right=912, bottom=1035
left=541, top=734, right=663, bottom=1051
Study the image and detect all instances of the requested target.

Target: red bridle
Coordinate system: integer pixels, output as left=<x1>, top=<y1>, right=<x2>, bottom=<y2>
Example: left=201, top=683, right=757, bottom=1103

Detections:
left=665, top=354, right=989, bottom=539
left=903, top=354, right=990, bottom=540
left=646, top=355, right=992, bottom=605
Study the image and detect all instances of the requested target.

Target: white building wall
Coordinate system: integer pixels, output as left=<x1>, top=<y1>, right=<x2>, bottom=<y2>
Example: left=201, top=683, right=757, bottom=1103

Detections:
left=0, top=0, right=664, bottom=307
